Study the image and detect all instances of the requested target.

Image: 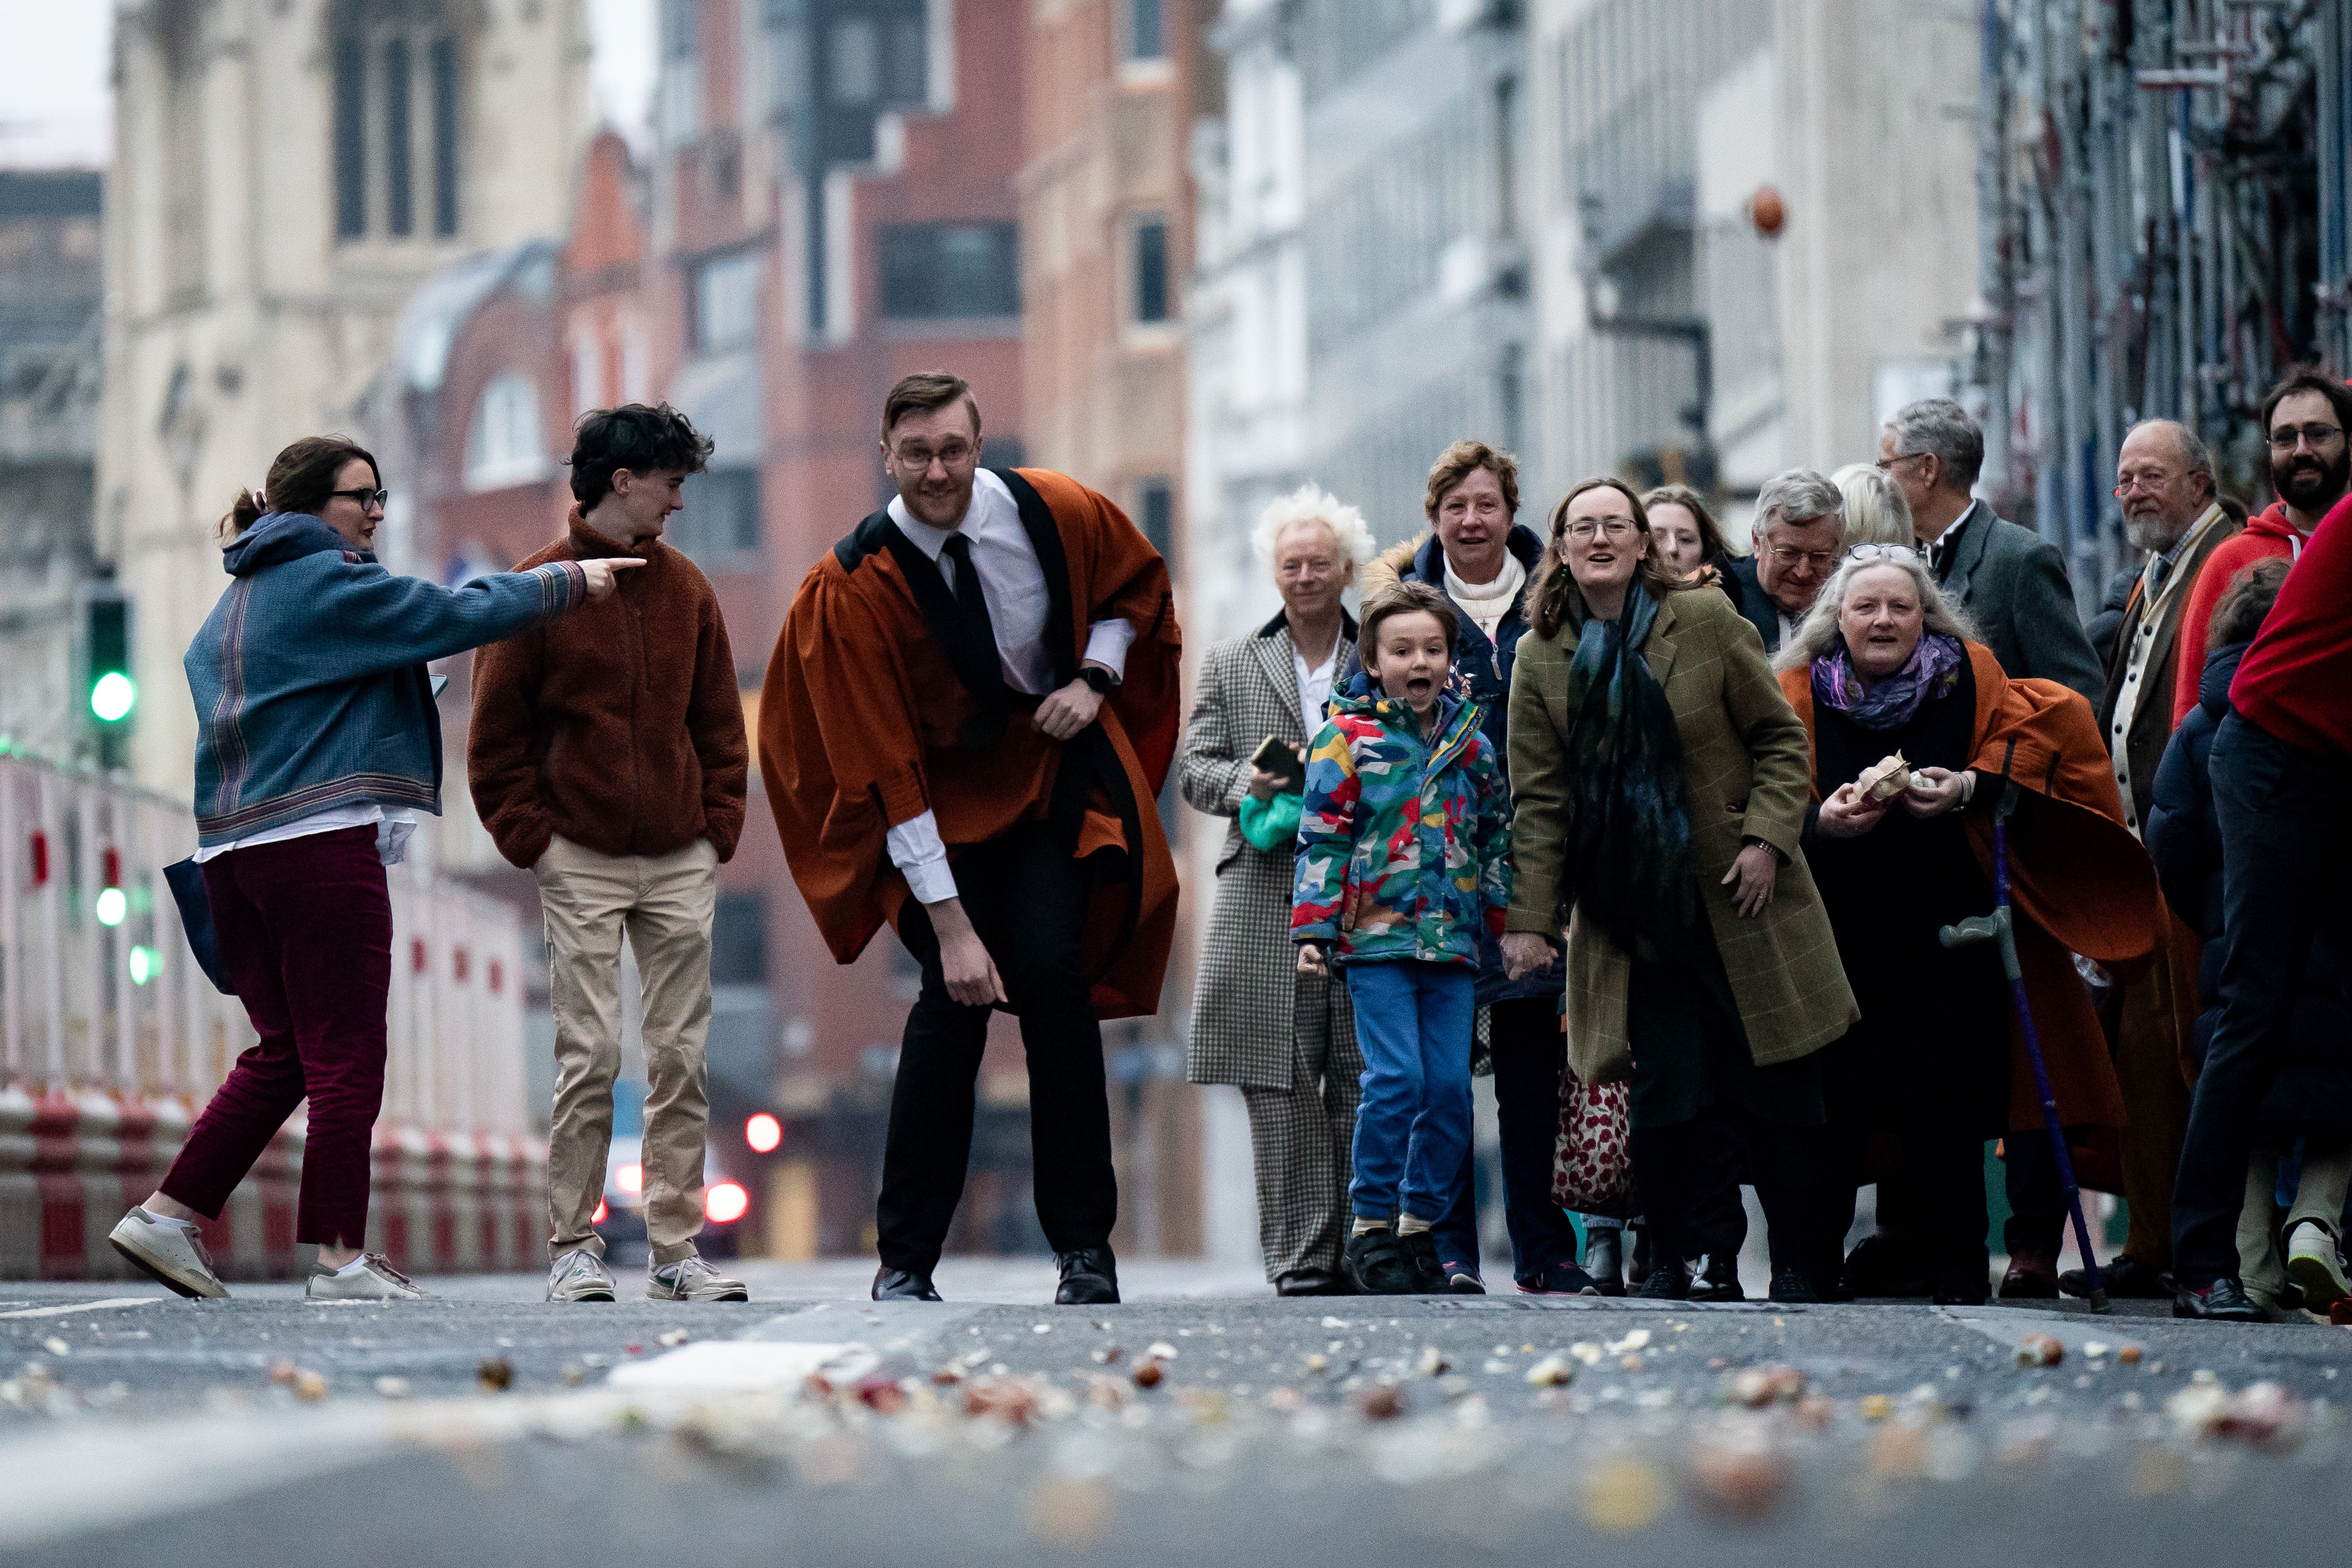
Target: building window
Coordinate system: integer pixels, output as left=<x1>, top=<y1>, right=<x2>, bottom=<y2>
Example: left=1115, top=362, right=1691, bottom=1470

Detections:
left=693, top=252, right=763, bottom=352
left=660, top=0, right=702, bottom=144
left=334, top=39, right=367, bottom=239
left=465, top=372, right=545, bottom=492
left=1135, top=477, right=1174, bottom=559
left=331, top=21, right=460, bottom=245
left=675, top=469, right=763, bottom=564
left=831, top=18, right=880, bottom=106
left=1126, top=0, right=1166, bottom=62
left=878, top=222, right=1019, bottom=319
left=1131, top=215, right=1170, bottom=323
left=711, top=892, right=769, bottom=986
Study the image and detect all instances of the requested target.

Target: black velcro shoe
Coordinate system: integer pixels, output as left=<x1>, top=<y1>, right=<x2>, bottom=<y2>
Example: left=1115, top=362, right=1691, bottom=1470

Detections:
left=2060, top=1253, right=2170, bottom=1299
left=1397, top=1230, right=1448, bottom=1294
left=1055, top=1246, right=1120, bottom=1305
left=1343, top=1228, right=1418, bottom=1295
left=2172, top=1274, right=2264, bottom=1322
left=872, top=1265, right=942, bottom=1302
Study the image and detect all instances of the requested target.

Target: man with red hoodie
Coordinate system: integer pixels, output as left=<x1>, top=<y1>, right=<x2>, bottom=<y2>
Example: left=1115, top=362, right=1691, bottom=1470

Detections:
left=2170, top=372, right=2352, bottom=727
left=2168, top=484, right=2352, bottom=1320
left=469, top=404, right=751, bottom=1306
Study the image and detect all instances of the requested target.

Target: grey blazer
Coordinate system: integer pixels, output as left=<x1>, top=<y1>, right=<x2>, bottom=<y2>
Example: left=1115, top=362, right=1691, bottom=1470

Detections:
left=1935, top=501, right=2106, bottom=709
left=1177, top=611, right=1356, bottom=1089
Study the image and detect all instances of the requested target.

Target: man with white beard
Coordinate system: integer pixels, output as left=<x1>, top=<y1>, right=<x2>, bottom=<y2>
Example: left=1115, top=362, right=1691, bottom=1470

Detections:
left=2063, top=417, right=2241, bottom=1302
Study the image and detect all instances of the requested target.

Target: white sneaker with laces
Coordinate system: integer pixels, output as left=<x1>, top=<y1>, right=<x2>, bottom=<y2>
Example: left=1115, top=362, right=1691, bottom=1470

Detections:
left=647, top=1253, right=749, bottom=1302
left=2286, top=1220, right=2350, bottom=1309
left=306, top=1253, right=433, bottom=1301
left=108, top=1207, right=229, bottom=1299
left=547, top=1247, right=617, bottom=1302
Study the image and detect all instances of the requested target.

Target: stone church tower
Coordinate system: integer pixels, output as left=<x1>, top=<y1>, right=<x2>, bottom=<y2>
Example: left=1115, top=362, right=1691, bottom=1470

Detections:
left=99, top=0, right=592, bottom=794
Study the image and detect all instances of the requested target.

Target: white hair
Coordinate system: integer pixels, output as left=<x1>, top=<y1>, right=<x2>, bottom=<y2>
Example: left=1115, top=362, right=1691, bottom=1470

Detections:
left=1251, top=483, right=1377, bottom=567
left=1831, top=462, right=1915, bottom=548
left=1772, top=552, right=1980, bottom=673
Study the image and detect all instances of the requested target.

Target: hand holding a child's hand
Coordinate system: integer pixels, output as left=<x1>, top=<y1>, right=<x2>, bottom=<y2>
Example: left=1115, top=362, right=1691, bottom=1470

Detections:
left=1296, top=943, right=1328, bottom=978
left=1501, top=932, right=1557, bottom=980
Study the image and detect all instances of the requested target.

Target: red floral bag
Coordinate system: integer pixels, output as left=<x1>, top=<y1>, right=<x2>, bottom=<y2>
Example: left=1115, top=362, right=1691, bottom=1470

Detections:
left=1551, top=1066, right=1639, bottom=1218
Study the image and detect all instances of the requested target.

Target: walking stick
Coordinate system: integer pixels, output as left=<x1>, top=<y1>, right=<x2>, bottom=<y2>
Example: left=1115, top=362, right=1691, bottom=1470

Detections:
left=1939, top=780, right=2113, bottom=1315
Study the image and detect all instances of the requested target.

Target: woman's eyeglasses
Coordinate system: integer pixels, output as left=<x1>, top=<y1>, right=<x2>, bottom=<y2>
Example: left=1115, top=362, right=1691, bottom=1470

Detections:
left=328, top=487, right=391, bottom=510
left=1561, top=519, right=1638, bottom=541
left=1846, top=543, right=1922, bottom=565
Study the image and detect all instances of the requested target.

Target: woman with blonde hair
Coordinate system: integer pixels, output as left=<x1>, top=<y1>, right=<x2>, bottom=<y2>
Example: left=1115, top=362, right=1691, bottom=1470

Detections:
left=1180, top=484, right=1376, bottom=1295
left=1831, top=463, right=1915, bottom=549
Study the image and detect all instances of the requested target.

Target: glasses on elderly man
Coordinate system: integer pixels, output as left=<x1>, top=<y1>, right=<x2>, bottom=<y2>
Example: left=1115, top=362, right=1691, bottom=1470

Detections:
left=1766, top=544, right=1838, bottom=571
left=1846, top=544, right=1923, bottom=565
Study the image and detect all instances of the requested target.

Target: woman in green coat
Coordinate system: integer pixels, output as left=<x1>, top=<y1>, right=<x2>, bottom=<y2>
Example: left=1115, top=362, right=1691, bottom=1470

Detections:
left=1500, top=478, right=1857, bottom=1303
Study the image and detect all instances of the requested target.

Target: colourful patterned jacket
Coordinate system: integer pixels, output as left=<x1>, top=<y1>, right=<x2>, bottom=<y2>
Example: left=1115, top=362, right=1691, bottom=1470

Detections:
left=1290, top=677, right=1511, bottom=967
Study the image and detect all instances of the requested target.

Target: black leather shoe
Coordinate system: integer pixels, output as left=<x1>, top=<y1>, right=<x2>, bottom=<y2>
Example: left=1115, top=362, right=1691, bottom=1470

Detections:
left=1343, top=1228, right=1417, bottom=1295
left=1055, top=1246, right=1120, bottom=1305
left=1767, top=1267, right=1821, bottom=1304
left=872, top=1265, right=942, bottom=1302
left=1274, top=1268, right=1343, bottom=1297
left=1840, top=1233, right=1928, bottom=1299
left=1583, top=1229, right=1625, bottom=1296
left=1691, top=1252, right=1744, bottom=1302
left=2059, top=1253, right=2170, bottom=1299
left=1635, top=1257, right=1691, bottom=1300
left=2173, top=1274, right=2264, bottom=1322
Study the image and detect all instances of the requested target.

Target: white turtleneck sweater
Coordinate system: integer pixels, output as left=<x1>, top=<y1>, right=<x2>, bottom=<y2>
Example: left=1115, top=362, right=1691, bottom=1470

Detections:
left=1444, top=551, right=1528, bottom=642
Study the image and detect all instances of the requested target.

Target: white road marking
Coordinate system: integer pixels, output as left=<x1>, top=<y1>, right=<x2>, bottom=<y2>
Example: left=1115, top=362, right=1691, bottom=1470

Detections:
left=0, top=1298, right=161, bottom=1321
left=607, top=1340, right=877, bottom=1391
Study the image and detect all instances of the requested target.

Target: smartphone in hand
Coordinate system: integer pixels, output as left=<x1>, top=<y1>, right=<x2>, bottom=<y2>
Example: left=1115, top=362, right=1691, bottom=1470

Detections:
left=1250, top=734, right=1306, bottom=795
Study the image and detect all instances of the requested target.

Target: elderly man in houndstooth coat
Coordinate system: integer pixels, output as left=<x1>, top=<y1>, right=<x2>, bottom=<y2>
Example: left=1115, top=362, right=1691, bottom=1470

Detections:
left=1181, top=487, right=1374, bottom=1296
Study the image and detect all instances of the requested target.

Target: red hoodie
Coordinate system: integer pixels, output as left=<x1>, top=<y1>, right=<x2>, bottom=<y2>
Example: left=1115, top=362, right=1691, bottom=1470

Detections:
left=2231, top=492, right=2352, bottom=759
left=2169, top=502, right=2313, bottom=728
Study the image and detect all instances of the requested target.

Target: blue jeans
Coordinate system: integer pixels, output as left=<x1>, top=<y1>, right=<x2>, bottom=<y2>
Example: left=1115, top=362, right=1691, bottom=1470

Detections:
left=1345, top=960, right=1476, bottom=1222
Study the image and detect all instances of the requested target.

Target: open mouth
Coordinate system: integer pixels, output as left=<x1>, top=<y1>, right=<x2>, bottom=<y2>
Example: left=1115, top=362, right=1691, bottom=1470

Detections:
left=1406, top=677, right=1435, bottom=697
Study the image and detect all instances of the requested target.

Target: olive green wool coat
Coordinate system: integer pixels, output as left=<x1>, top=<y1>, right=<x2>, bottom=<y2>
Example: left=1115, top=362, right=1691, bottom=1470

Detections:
left=1506, top=585, right=1858, bottom=1085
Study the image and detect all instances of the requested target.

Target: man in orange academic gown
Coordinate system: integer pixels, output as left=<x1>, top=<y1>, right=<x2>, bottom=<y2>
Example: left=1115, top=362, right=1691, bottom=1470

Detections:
left=760, top=371, right=1182, bottom=1306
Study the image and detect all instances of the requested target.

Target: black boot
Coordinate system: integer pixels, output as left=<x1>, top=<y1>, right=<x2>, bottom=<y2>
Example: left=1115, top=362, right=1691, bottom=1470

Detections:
left=1054, top=1246, right=1119, bottom=1305
left=873, top=1265, right=942, bottom=1302
left=1583, top=1228, right=1625, bottom=1297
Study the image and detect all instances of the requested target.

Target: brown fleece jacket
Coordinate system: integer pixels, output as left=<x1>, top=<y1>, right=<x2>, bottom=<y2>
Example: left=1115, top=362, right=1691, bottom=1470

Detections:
left=467, top=509, right=748, bottom=868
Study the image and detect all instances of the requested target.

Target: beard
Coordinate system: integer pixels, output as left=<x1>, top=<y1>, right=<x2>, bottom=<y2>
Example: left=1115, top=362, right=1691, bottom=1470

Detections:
left=2123, top=512, right=2186, bottom=554
left=2273, top=446, right=2352, bottom=513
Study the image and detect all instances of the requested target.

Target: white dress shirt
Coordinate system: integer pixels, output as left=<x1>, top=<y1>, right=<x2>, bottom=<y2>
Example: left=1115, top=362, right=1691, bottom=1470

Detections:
left=1294, top=641, right=1339, bottom=729
left=883, top=469, right=1140, bottom=904
left=192, top=803, right=417, bottom=866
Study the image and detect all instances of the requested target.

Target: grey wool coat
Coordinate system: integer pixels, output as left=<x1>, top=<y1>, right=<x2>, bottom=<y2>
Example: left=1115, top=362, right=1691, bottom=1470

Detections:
left=1935, top=500, right=2106, bottom=708
left=1180, top=611, right=1357, bottom=1089
left=1506, top=586, right=1858, bottom=1087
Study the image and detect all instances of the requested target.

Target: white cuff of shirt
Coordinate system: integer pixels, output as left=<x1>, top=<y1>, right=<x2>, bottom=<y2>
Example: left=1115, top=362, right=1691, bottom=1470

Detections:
left=884, top=811, right=958, bottom=905
left=1082, top=618, right=1136, bottom=681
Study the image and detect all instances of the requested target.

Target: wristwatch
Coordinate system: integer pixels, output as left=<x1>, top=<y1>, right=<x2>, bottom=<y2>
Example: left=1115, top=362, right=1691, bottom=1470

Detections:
left=1079, top=666, right=1115, bottom=695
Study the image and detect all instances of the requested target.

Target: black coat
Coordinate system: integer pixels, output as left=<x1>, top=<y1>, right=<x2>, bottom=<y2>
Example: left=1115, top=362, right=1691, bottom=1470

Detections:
left=2146, top=641, right=2352, bottom=1142
left=1721, top=553, right=1782, bottom=653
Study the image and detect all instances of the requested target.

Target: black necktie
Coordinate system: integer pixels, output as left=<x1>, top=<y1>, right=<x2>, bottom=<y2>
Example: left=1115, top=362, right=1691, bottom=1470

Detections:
left=938, top=532, right=1007, bottom=707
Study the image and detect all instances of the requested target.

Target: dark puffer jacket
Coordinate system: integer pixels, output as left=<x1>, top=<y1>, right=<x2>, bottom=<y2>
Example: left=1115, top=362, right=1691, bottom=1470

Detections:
left=2145, top=640, right=2352, bottom=1142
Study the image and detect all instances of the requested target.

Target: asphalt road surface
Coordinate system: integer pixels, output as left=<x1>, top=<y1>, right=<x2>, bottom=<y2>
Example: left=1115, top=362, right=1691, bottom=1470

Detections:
left=0, top=1260, right=2345, bottom=1567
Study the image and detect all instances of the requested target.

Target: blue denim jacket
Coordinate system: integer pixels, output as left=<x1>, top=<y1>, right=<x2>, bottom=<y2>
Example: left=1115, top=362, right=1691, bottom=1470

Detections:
left=186, top=513, right=585, bottom=848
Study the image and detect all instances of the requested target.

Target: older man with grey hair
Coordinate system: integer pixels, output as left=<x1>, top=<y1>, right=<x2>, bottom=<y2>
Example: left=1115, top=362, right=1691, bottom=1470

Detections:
left=1878, top=398, right=2103, bottom=705
left=1725, top=468, right=1845, bottom=653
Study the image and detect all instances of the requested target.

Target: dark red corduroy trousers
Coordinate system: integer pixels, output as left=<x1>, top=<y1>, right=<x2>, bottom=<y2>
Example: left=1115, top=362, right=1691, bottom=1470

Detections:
left=160, top=825, right=392, bottom=1248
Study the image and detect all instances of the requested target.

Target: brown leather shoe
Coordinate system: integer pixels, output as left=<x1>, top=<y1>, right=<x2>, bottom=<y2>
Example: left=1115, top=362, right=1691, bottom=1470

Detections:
left=1998, top=1247, right=2060, bottom=1299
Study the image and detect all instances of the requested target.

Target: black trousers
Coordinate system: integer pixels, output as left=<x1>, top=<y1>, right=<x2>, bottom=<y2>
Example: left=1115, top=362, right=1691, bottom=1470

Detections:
left=2172, top=715, right=2352, bottom=1284
left=1429, top=997, right=1581, bottom=1282
left=876, top=823, right=1117, bottom=1276
left=1633, top=1107, right=1836, bottom=1291
left=1824, top=1133, right=1991, bottom=1295
left=2002, top=1130, right=2066, bottom=1258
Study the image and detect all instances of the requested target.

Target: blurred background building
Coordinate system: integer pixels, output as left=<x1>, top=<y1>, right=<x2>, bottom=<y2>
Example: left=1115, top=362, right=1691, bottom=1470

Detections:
left=7, top=0, right=2350, bottom=1269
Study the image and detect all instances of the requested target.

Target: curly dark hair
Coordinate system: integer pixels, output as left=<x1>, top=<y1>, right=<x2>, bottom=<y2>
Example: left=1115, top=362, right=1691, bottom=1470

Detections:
left=567, top=403, right=714, bottom=509
left=2208, top=558, right=2290, bottom=649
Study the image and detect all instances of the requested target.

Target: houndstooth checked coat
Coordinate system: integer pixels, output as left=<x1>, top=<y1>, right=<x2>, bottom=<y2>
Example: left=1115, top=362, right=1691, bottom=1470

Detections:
left=1181, top=611, right=1357, bottom=1089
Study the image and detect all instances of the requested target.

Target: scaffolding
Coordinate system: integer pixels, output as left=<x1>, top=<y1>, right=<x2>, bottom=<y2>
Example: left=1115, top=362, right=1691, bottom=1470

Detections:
left=1975, top=0, right=2352, bottom=604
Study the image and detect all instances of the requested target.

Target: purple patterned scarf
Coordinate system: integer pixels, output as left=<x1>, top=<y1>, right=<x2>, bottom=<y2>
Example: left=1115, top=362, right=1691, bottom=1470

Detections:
left=1811, top=631, right=1965, bottom=731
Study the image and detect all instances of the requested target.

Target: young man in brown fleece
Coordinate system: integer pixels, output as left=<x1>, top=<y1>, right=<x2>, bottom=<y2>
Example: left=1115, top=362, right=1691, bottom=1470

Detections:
left=468, top=403, right=751, bottom=1303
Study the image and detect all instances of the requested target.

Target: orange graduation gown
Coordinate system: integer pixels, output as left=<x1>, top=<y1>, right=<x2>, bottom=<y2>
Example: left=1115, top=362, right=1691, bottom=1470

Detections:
left=1782, top=643, right=2167, bottom=1134
left=760, top=468, right=1182, bottom=1020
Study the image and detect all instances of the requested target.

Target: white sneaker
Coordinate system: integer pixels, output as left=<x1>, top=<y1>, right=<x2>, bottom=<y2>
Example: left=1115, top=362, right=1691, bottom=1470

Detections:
left=2286, top=1221, right=2350, bottom=1309
left=306, top=1253, right=433, bottom=1301
left=647, top=1253, right=748, bottom=1302
left=108, top=1207, right=229, bottom=1299
left=547, top=1247, right=617, bottom=1302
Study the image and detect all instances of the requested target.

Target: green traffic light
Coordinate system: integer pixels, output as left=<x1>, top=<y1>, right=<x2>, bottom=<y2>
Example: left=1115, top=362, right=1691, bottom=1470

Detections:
left=95, top=887, right=126, bottom=927
left=128, top=946, right=159, bottom=985
left=90, top=671, right=136, bottom=723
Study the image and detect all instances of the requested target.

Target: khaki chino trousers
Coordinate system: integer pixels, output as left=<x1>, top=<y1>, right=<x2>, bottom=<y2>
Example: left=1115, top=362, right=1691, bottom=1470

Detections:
left=535, top=834, right=718, bottom=1267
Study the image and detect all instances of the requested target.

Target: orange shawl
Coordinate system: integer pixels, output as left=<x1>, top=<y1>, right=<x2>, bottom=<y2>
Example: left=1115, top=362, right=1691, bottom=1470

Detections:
left=760, top=469, right=1182, bottom=1019
left=1782, top=643, right=2166, bottom=1131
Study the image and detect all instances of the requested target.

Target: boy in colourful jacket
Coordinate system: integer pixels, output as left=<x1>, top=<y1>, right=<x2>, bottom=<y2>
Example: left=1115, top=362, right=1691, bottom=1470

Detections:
left=1294, top=582, right=1511, bottom=1295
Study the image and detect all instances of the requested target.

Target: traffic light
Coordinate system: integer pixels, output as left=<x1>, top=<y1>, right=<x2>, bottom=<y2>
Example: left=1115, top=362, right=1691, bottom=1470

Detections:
left=82, top=583, right=134, bottom=727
